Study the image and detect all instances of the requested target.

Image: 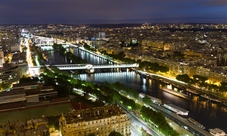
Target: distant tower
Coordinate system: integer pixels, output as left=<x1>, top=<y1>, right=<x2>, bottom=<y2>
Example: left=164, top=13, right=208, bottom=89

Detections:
left=98, top=32, right=106, bottom=39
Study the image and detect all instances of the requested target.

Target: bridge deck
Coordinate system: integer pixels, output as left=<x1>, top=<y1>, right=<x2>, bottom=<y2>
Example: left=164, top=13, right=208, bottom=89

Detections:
left=29, top=63, right=139, bottom=70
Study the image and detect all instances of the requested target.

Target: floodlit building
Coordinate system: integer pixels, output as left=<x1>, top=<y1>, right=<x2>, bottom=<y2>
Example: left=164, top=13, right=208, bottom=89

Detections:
left=0, top=51, right=4, bottom=68
left=59, top=104, right=131, bottom=136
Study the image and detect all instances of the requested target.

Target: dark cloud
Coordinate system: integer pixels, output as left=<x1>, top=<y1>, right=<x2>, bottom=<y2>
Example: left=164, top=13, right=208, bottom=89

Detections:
left=0, top=0, right=226, bottom=24
left=201, top=0, right=227, bottom=6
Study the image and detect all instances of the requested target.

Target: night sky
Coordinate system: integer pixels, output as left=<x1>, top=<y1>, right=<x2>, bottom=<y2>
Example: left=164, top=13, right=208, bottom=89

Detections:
left=1, top=0, right=227, bottom=24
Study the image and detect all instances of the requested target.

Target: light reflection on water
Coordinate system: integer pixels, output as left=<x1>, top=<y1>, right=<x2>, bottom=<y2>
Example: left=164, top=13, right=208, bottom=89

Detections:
left=45, top=48, right=227, bottom=132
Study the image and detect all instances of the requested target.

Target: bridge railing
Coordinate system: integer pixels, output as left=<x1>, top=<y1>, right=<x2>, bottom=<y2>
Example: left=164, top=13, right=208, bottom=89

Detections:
left=28, top=63, right=139, bottom=70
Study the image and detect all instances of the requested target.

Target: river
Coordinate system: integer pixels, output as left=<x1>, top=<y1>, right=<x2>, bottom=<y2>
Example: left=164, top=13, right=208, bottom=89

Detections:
left=44, top=48, right=227, bottom=132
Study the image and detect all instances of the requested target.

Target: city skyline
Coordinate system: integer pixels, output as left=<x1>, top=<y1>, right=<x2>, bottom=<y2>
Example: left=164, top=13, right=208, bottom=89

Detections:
left=1, top=21, right=227, bottom=135
left=0, top=0, right=227, bottom=24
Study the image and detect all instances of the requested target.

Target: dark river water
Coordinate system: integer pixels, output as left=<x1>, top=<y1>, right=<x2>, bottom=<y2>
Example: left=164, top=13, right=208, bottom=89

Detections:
left=44, top=48, right=227, bottom=132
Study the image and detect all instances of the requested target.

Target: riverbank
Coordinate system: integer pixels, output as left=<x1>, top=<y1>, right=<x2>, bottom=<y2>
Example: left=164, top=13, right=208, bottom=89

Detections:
left=135, top=69, right=227, bottom=106
left=160, top=87, right=189, bottom=99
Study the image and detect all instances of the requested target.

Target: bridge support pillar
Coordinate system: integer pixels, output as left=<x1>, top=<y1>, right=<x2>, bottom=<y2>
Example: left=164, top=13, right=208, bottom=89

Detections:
left=85, top=68, right=95, bottom=74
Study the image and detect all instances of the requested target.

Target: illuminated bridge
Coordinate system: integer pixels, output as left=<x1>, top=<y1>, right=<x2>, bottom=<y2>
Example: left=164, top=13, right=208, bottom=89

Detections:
left=32, top=35, right=90, bottom=50
left=29, top=63, right=139, bottom=73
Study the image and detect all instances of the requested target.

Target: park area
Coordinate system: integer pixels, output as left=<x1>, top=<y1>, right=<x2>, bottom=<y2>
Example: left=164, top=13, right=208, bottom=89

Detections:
left=0, top=103, right=73, bottom=124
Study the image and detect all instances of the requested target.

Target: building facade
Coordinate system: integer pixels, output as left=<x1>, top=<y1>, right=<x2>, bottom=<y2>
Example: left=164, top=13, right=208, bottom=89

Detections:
left=0, top=65, right=21, bottom=85
left=0, top=51, right=4, bottom=68
left=59, top=105, right=131, bottom=136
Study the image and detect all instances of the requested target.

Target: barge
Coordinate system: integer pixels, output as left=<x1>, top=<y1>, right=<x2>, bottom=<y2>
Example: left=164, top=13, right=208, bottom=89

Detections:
left=200, top=94, right=221, bottom=103
left=188, top=117, right=205, bottom=129
left=209, top=128, right=226, bottom=136
left=162, top=103, right=189, bottom=116
left=161, top=88, right=188, bottom=99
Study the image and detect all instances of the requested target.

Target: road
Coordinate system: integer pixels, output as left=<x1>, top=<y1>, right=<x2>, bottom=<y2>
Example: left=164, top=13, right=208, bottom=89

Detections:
left=150, top=103, right=212, bottom=136
left=21, top=38, right=39, bottom=76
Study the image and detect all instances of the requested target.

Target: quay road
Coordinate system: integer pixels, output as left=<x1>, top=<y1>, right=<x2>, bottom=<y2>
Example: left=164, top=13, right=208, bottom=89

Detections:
left=118, top=103, right=160, bottom=136
left=135, top=70, right=188, bottom=86
left=150, top=103, right=212, bottom=136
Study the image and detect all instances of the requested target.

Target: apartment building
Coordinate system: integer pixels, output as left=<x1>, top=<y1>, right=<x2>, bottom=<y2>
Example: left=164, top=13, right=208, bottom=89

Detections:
left=59, top=104, right=131, bottom=136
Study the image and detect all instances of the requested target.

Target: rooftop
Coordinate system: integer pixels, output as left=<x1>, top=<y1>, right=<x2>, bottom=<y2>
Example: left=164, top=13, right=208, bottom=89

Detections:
left=13, top=81, right=38, bottom=88
left=0, top=88, right=25, bottom=97
left=62, top=104, right=126, bottom=124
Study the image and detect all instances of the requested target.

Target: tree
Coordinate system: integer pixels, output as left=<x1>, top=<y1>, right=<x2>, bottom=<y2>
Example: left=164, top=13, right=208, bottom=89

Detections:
left=140, top=106, right=179, bottom=136
left=220, top=82, right=227, bottom=92
left=123, top=98, right=136, bottom=109
left=47, top=116, right=60, bottom=130
left=139, top=61, right=169, bottom=73
left=108, top=131, right=122, bottom=136
left=22, top=46, right=27, bottom=52
left=142, top=96, right=152, bottom=105
left=20, top=76, right=38, bottom=83
left=176, top=74, right=191, bottom=83
left=88, top=133, right=95, bottom=136
left=173, top=51, right=184, bottom=59
left=0, top=83, right=11, bottom=90
left=118, top=51, right=125, bottom=58
left=159, top=65, right=169, bottom=73
left=193, top=75, right=207, bottom=83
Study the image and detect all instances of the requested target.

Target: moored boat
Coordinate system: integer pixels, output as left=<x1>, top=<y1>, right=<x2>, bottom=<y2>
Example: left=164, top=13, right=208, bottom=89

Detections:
left=139, top=93, right=162, bottom=105
left=162, top=103, right=189, bottom=116
left=209, top=128, right=226, bottom=136
left=188, top=117, right=205, bottom=129
left=200, top=94, right=221, bottom=103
